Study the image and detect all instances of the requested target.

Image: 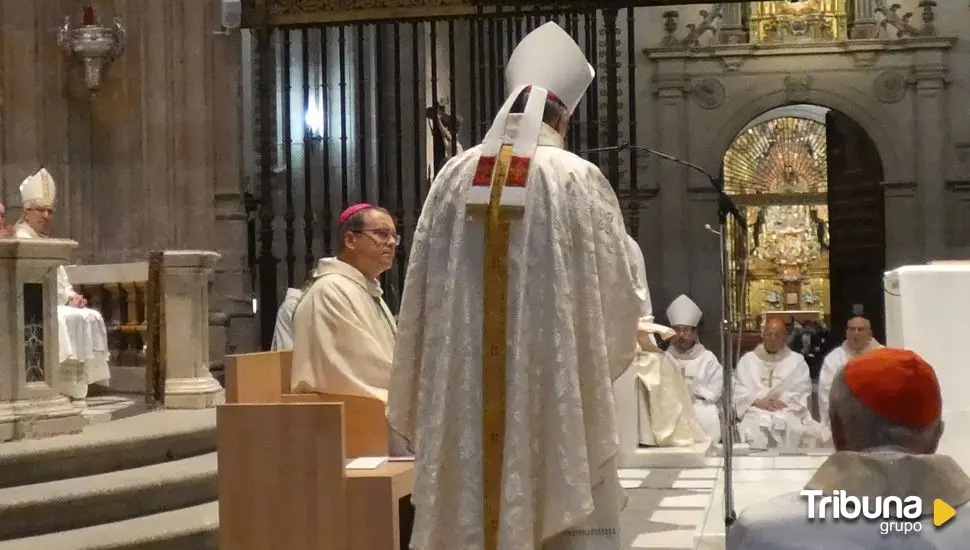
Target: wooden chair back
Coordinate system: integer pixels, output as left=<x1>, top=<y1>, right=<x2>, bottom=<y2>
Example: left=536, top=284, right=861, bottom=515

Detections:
left=224, top=350, right=389, bottom=457
left=217, top=402, right=348, bottom=550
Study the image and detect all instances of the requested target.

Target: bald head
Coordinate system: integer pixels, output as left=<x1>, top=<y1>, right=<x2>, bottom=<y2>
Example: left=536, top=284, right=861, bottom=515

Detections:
left=845, top=316, right=873, bottom=353
left=762, top=318, right=788, bottom=353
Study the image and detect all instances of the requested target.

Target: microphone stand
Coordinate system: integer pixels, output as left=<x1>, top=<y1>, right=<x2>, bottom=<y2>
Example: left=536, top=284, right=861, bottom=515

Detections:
left=580, top=142, right=746, bottom=531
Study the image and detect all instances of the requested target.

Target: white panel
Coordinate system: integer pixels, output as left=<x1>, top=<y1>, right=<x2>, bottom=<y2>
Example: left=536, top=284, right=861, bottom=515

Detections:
left=884, top=264, right=970, bottom=472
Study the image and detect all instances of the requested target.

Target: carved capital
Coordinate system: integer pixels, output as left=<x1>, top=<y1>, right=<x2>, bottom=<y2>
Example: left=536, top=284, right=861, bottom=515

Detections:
left=653, top=75, right=689, bottom=97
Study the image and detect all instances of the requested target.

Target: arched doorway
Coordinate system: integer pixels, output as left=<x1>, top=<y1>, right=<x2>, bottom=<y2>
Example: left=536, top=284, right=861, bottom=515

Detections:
left=723, top=104, right=886, bottom=363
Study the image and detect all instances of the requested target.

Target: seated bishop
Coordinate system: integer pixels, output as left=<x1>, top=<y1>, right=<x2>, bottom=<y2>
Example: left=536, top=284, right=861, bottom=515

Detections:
left=735, top=318, right=823, bottom=450
left=664, top=294, right=724, bottom=443
left=626, top=236, right=708, bottom=447
left=14, top=168, right=110, bottom=401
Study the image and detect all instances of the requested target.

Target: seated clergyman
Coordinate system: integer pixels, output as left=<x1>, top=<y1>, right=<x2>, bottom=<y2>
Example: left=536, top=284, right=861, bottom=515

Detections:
left=13, top=168, right=110, bottom=402
left=735, top=318, right=822, bottom=450
left=817, top=315, right=882, bottom=432
left=663, top=294, right=724, bottom=443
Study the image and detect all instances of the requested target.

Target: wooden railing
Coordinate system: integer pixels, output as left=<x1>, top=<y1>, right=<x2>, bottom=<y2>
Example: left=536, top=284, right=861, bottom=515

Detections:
left=65, top=262, right=155, bottom=396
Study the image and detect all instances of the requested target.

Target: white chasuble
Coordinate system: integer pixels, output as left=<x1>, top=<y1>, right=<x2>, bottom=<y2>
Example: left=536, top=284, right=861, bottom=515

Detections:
left=270, top=287, right=303, bottom=351
left=290, top=257, right=396, bottom=402
left=816, top=339, right=883, bottom=429
left=13, top=222, right=110, bottom=398
left=387, top=124, right=642, bottom=550
left=735, top=345, right=822, bottom=450
left=632, top=326, right=708, bottom=447
left=665, top=343, right=724, bottom=442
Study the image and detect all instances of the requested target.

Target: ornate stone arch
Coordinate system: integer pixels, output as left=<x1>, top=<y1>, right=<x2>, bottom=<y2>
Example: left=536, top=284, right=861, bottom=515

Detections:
left=700, top=86, right=906, bottom=184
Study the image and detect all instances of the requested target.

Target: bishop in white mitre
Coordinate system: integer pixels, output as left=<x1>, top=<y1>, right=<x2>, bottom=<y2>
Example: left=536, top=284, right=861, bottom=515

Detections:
left=735, top=318, right=822, bottom=450
left=816, top=316, right=882, bottom=432
left=13, top=168, right=110, bottom=401
left=388, top=22, right=640, bottom=550
left=664, top=294, right=724, bottom=443
left=625, top=239, right=708, bottom=448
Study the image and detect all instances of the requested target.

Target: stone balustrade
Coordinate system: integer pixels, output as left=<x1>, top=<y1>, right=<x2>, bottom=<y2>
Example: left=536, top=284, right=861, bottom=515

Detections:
left=0, top=245, right=225, bottom=441
left=0, top=239, right=85, bottom=441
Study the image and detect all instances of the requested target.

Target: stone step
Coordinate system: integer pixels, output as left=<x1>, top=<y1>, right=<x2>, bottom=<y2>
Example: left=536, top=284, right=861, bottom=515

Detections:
left=0, top=453, right=217, bottom=540
left=0, top=409, right=216, bottom=489
left=0, top=502, right=218, bottom=550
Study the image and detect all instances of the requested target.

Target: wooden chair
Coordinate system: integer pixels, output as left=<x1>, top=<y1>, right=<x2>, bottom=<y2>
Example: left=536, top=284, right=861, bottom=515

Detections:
left=224, top=350, right=389, bottom=457
left=218, top=402, right=348, bottom=550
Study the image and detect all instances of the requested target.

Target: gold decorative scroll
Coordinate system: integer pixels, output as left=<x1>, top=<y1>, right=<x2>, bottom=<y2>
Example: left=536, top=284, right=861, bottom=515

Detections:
left=481, top=144, right=514, bottom=550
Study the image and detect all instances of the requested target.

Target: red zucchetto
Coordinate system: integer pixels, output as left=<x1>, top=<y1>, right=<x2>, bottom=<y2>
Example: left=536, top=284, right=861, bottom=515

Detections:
left=338, top=203, right=374, bottom=225
left=843, top=347, right=942, bottom=429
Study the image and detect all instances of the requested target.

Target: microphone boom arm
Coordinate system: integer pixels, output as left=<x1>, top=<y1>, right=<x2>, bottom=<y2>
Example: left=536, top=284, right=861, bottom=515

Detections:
left=579, top=142, right=747, bottom=227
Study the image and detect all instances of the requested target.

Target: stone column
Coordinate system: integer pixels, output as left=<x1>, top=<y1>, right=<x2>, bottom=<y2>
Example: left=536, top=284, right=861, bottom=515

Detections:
left=653, top=64, right=691, bottom=309
left=850, top=0, right=879, bottom=39
left=914, top=59, right=948, bottom=260
left=0, top=240, right=85, bottom=441
left=161, top=251, right=226, bottom=409
left=718, top=3, right=748, bottom=44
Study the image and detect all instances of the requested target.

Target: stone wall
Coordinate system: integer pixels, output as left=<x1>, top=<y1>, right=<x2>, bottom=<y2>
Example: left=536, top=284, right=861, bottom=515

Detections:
left=0, top=0, right=255, bottom=363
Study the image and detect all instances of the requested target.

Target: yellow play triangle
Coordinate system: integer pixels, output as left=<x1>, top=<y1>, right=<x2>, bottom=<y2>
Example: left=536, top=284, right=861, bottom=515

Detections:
left=934, top=499, right=956, bottom=527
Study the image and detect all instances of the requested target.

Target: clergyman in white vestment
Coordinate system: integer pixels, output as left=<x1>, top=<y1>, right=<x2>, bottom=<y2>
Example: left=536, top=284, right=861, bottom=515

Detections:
left=735, top=318, right=822, bottom=450
left=817, top=316, right=882, bottom=431
left=387, top=22, right=640, bottom=550
left=13, top=168, right=110, bottom=401
left=728, top=348, right=970, bottom=549
left=290, top=204, right=398, bottom=401
left=664, top=294, right=724, bottom=443
left=270, top=272, right=319, bottom=351
left=290, top=204, right=408, bottom=456
left=624, top=240, right=707, bottom=447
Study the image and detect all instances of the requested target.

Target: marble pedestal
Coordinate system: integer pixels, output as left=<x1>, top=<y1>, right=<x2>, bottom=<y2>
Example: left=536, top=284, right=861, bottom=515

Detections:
left=885, top=263, right=970, bottom=472
left=159, top=251, right=225, bottom=409
left=0, top=239, right=85, bottom=441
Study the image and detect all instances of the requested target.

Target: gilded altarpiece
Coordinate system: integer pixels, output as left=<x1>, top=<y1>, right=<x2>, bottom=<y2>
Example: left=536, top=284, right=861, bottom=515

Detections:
left=749, top=0, right=849, bottom=43
left=724, top=116, right=831, bottom=330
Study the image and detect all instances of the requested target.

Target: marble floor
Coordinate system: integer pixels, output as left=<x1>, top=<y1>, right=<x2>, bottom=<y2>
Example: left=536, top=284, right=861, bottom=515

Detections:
left=618, top=452, right=830, bottom=549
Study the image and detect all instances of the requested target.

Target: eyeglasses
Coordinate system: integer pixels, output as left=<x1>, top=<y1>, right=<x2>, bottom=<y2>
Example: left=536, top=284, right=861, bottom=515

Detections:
left=354, top=228, right=401, bottom=245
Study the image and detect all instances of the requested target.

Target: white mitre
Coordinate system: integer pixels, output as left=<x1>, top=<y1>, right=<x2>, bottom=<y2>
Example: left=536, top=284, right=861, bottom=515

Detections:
left=667, top=294, right=703, bottom=327
left=20, top=168, right=56, bottom=209
left=505, top=21, right=595, bottom=115
left=467, top=22, right=594, bottom=210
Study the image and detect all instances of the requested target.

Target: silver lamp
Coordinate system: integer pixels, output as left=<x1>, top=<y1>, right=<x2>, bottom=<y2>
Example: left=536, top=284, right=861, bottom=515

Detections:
left=57, top=5, right=125, bottom=92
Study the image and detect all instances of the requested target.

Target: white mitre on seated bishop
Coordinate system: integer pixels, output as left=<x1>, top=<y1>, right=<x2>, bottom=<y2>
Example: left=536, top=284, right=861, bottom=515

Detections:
left=20, top=167, right=56, bottom=211
left=667, top=294, right=703, bottom=327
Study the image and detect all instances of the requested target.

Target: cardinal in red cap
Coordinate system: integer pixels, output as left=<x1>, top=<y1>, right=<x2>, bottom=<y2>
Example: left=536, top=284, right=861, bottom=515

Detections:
left=728, top=347, right=970, bottom=549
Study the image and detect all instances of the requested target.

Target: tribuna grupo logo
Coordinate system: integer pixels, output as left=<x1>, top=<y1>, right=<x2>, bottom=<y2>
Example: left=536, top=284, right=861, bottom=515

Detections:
left=800, top=490, right=934, bottom=535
